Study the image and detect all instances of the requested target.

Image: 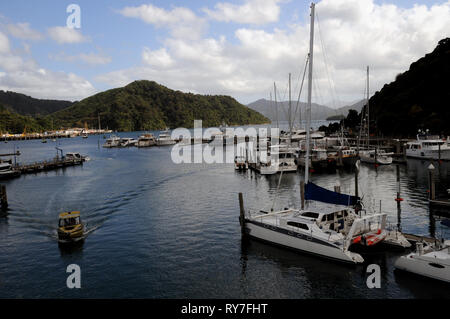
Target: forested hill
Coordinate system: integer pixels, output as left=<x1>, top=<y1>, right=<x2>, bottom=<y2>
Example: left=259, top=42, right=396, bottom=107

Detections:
left=370, top=38, right=450, bottom=137
left=50, top=80, right=270, bottom=131
left=0, top=90, right=73, bottom=116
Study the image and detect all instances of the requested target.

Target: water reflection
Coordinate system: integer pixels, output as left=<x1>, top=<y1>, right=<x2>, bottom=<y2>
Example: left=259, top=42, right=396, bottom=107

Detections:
left=58, top=240, right=85, bottom=256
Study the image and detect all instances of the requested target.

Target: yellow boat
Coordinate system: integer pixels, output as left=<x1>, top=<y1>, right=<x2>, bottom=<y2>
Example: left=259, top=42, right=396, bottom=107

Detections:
left=57, top=211, right=84, bottom=243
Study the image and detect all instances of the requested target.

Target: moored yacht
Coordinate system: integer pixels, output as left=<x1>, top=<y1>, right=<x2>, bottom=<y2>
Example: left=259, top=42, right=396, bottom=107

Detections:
left=240, top=2, right=392, bottom=264
left=156, top=129, right=176, bottom=146
left=406, top=131, right=450, bottom=160
left=359, top=149, right=393, bottom=165
left=394, top=239, right=450, bottom=283
left=243, top=204, right=388, bottom=264
left=102, top=135, right=121, bottom=148
left=209, top=123, right=234, bottom=147
left=119, top=137, right=138, bottom=147
left=0, top=161, right=20, bottom=179
left=276, top=145, right=297, bottom=173
left=137, top=133, right=156, bottom=147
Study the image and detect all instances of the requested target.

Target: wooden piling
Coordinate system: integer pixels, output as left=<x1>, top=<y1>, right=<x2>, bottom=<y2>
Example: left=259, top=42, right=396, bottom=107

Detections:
left=428, top=164, right=435, bottom=200
left=374, top=148, right=378, bottom=167
left=1, top=185, right=7, bottom=210
left=438, top=143, right=441, bottom=162
left=238, top=192, right=245, bottom=235
left=300, top=181, right=305, bottom=210
left=395, top=165, right=402, bottom=201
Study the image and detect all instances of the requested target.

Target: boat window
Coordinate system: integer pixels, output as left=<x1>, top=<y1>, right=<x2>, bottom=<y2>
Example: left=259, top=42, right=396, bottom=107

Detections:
left=287, top=221, right=309, bottom=230
left=326, top=214, right=334, bottom=221
left=428, top=263, right=445, bottom=269
left=60, top=217, right=79, bottom=227
left=301, top=212, right=319, bottom=219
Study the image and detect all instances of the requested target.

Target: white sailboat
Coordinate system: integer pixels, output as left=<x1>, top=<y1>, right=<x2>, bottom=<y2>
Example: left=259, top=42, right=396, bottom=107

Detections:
left=241, top=3, right=390, bottom=264
left=359, top=66, right=393, bottom=165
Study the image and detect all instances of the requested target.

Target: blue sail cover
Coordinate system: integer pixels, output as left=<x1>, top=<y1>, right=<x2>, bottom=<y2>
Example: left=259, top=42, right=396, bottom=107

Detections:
left=305, top=182, right=359, bottom=206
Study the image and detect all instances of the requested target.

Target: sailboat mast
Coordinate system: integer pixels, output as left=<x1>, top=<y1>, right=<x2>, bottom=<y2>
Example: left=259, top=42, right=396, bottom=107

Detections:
left=305, top=2, right=315, bottom=184
left=366, top=66, right=369, bottom=149
left=274, top=82, right=278, bottom=128
left=289, top=73, right=292, bottom=136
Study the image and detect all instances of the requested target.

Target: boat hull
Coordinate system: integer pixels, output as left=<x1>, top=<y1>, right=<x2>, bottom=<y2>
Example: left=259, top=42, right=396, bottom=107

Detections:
left=406, top=149, right=450, bottom=160
left=395, top=254, right=450, bottom=283
left=245, top=220, right=363, bottom=264
left=157, top=140, right=176, bottom=146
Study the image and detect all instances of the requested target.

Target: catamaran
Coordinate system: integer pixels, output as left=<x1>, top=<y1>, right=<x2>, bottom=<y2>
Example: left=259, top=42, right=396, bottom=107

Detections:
left=240, top=2, right=398, bottom=264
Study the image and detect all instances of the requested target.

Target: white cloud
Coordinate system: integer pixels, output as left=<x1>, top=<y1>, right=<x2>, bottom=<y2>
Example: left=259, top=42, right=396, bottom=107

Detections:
left=48, top=26, right=88, bottom=44
left=98, top=0, right=450, bottom=105
left=203, top=0, right=283, bottom=24
left=0, top=31, right=10, bottom=53
left=119, top=4, right=207, bottom=39
left=142, top=48, right=174, bottom=68
left=7, top=22, right=43, bottom=40
left=0, top=31, right=96, bottom=100
left=49, top=52, right=112, bottom=65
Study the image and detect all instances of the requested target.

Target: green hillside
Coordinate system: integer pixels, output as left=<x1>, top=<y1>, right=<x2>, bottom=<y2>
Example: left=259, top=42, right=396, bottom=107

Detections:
left=369, top=38, right=450, bottom=137
left=49, top=80, right=270, bottom=131
left=0, top=105, right=48, bottom=133
left=0, top=90, right=73, bottom=116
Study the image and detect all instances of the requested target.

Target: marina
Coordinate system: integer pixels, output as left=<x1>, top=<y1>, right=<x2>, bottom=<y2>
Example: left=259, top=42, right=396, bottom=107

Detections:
left=0, top=0, right=449, bottom=303
left=0, top=130, right=449, bottom=298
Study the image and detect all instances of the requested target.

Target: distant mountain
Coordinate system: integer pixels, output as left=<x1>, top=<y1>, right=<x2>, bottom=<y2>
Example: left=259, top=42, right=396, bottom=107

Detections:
left=0, top=90, right=73, bottom=116
left=247, top=98, right=363, bottom=122
left=49, top=80, right=270, bottom=131
left=336, top=100, right=365, bottom=118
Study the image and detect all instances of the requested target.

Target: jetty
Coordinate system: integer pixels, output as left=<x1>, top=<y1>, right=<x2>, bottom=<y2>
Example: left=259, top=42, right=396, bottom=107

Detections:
left=13, top=157, right=84, bottom=174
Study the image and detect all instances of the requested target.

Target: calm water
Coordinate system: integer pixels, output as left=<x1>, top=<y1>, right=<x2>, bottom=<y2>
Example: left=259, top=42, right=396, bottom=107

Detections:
left=0, top=127, right=449, bottom=298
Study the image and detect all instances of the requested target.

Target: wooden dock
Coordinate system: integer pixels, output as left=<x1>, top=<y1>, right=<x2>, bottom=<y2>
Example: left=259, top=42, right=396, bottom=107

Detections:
left=402, top=233, right=442, bottom=245
left=13, top=158, right=84, bottom=174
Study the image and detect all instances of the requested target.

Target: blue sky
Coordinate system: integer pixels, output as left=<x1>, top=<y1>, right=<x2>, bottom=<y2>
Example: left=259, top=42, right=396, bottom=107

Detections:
left=0, top=0, right=449, bottom=105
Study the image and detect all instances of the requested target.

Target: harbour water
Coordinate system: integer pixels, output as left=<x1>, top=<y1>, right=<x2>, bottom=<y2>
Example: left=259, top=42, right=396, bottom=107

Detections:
left=0, top=126, right=449, bottom=298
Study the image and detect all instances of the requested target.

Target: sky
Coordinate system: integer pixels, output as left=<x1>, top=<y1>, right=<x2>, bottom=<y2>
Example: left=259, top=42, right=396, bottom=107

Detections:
left=0, top=0, right=449, bottom=107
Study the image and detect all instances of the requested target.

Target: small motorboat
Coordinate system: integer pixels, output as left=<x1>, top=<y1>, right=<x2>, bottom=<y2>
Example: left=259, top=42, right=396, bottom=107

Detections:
left=0, top=161, right=20, bottom=180
left=394, top=240, right=450, bottom=283
left=57, top=211, right=84, bottom=243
